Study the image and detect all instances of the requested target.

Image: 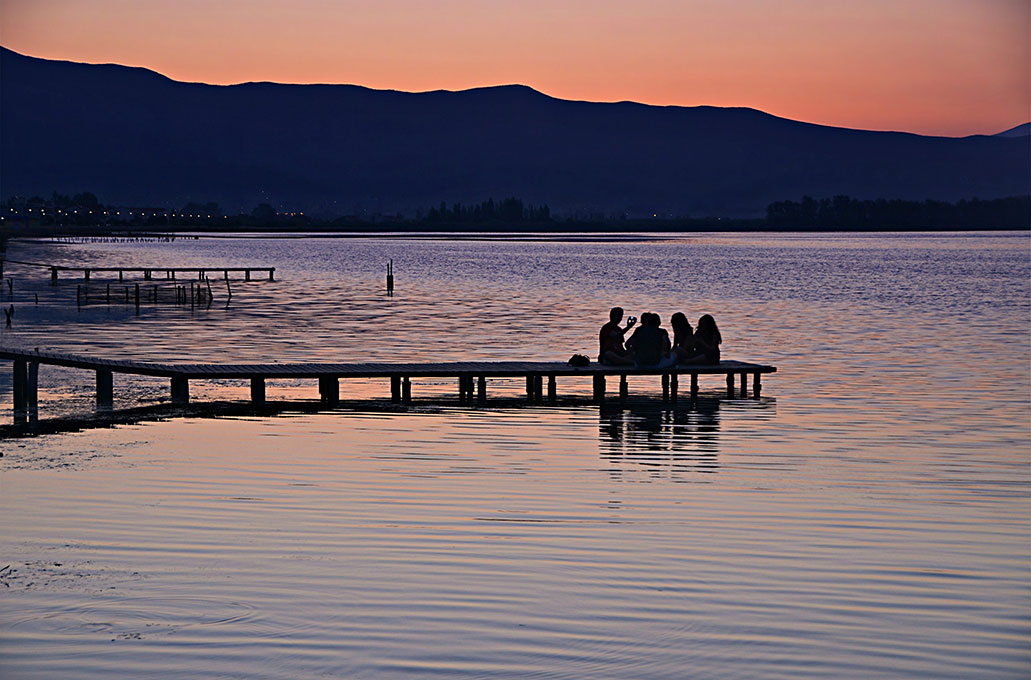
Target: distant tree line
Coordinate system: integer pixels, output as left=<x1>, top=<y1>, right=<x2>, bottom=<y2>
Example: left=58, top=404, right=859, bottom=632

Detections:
left=766, top=195, right=1030, bottom=230
left=421, top=197, right=551, bottom=225
left=5, top=191, right=1028, bottom=233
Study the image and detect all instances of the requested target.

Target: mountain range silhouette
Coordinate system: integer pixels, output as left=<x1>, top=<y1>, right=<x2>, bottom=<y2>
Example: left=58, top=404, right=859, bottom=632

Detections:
left=1, top=47, right=1027, bottom=217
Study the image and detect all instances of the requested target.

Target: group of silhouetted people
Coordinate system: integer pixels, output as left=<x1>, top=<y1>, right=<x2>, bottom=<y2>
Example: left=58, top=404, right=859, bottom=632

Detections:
left=599, top=307, right=721, bottom=367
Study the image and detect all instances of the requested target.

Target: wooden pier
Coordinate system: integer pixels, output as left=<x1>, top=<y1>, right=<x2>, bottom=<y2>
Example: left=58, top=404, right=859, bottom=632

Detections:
left=0, top=348, right=776, bottom=417
left=46, top=265, right=274, bottom=282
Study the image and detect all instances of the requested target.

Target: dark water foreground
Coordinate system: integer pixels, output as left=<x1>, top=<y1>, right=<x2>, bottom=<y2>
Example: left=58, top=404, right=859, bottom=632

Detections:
left=0, top=232, right=1028, bottom=678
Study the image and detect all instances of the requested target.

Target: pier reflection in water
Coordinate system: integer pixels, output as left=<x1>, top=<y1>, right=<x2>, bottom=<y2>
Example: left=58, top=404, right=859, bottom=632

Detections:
left=598, top=397, right=777, bottom=476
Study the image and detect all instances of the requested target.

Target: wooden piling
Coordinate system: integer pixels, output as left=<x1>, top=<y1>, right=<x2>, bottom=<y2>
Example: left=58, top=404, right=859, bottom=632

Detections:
left=106, top=283, right=110, bottom=304
left=753, top=373, right=762, bottom=398
left=401, top=377, right=411, bottom=404
left=319, top=376, right=339, bottom=405
left=12, top=360, right=27, bottom=412
left=386, top=259, right=394, bottom=293
left=691, top=373, right=699, bottom=399
left=170, top=376, right=189, bottom=405
left=391, top=376, right=402, bottom=402
left=593, top=374, right=606, bottom=403
left=548, top=375, right=557, bottom=404
left=662, top=374, right=670, bottom=401
left=534, top=375, right=543, bottom=402
left=250, top=378, right=265, bottom=404
left=619, top=374, right=628, bottom=401
left=726, top=373, right=735, bottom=398
left=740, top=372, right=747, bottom=397
left=96, top=369, right=113, bottom=411
left=477, top=376, right=486, bottom=405
left=245, top=270, right=251, bottom=281
left=51, top=267, right=58, bottom=282
left=670, top=373, right=679, bottom=403
left=526, top=375, right=534, bottom=402
left=27, top=362, right=38, bottom=413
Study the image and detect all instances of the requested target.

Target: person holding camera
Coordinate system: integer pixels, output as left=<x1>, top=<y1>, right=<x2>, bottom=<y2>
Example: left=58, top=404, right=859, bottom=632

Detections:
left=598, top=307, right=636, bottom=365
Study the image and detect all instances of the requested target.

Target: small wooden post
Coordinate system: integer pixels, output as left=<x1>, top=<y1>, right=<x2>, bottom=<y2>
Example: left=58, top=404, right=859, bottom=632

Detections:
left=12, top=360, right=27, bottom=412
left=225, top=278, right=232, bottom=300
left=171, top=376, right=189, bottom=405
left=458, top=376, right=467, bottom=403
left=401, top=377, right=411, bottom=404
left=76, top=285, right=82, bottom=307
left=144, top=269, right=151, bottom=281
left=662, top=374, right=670, bottom=402
left=670, top=373, right=679, bottom=403
left=526, top=375, right=534, bottom=402
left=96, top=369, right=113, bottom=411
left=224, top=270, right=229, bottom=280
left=134, top=283, right=140, bottom=313
left=118, top=270, right=123, bottom=282
left=386, top=260, right=394, bottom=294
left=548, top=375, right=556, bottom=404
left=250, top=377, right=265, bottom=404
left=534, top=375, right=543, bottom=402
left=391, top=376, right=401, bottom=402
left=106, top=283, right=111, bottom=304
left=245, top=270, right=251, bottom=281
left=51, top=267, right=58, bottom=282
left=190, top=282, right=195, bottom=309
left=477, top=376, right=486, bottom=405
left=319, top=377, right=339, bottom=405
left=740, top=372, right=747, bottom=397
left=726, top=373, right=735, bottom=398
left=593, top=374, right=606, bottom=403
left=753, top=373, right=762, bottom=398
left=84, top=269, right=90, bottom=281
left=268, top=268, right=274, bottom=281
left=691, top=373, right=699, bottom=399
left=171, top=270, right=176, bottom=280
left=619, top=374, right=628, bottom=401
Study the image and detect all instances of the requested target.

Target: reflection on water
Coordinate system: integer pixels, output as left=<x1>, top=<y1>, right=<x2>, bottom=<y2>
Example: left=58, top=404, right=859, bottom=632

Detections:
left=598, top=398, right=777, bottom=475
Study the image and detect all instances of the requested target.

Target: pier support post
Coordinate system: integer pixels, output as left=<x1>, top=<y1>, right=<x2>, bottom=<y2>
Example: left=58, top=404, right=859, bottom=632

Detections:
left=691, top=373, right=699, bottom=400
left=477, top=376, right=486, bottom=405
left=245, top=270, right=251, bottom=281
left=534, top=375, right=543, bottom=403
left=662, top=374, right=670, bottom=401
left=27, top=361, right=38, bottom=414
left=250, top=378, right=265, bottom=404
left=171, top=376, right=189, bottom=405
left=740, top=372, right=747, bottom=397
left=96, top=370, right=113, bottom=411
left=319, top=377, right=339, bottom=406
left=51, top=267, right=58, bottom=283
left=619, top=375, right=628, bottom=401
left=726, top=373, right=735, bottom=398
left=548, top=375, right=556, bottom=404
left=119, top=270, right=123, bottom=282
left=753, top=373, right=762, bottom=398
left=526, top=376, right=535, bottom=402
left=670, top=373, right=679, bottom=403
left=13, top=360, right=27, bottom=413
left=144, top=269, right=151, bottom=281
left=593, top=374, right=606, bottom=403
left=84, top=269, right=90, bottom=281
left=401, top=377, right=411, bottom=404
left=268, top=269, right=274, bottom=281
left=391, top=376, right=401, bottom=402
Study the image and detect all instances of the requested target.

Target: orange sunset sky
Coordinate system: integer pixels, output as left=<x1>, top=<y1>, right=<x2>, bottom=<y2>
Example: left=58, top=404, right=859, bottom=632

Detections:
left=1, top=0, right=1028, bottom=137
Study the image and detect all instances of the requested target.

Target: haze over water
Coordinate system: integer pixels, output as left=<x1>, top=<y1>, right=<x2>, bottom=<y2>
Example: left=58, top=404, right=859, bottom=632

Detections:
left=0, top=232, right=1028, bottom=678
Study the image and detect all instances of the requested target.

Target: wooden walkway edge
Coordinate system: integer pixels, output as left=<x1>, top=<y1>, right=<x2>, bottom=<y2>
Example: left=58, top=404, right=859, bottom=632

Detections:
left=0, top=348, right=776, bottom=418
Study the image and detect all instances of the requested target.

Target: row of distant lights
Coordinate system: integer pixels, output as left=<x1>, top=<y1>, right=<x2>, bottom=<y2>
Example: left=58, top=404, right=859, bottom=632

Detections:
left=4, top=208, right=303, bottom=218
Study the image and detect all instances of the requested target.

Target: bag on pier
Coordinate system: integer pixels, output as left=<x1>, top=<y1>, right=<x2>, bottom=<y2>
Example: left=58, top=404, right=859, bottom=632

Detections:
left=567, top=354, right=590, bottom=367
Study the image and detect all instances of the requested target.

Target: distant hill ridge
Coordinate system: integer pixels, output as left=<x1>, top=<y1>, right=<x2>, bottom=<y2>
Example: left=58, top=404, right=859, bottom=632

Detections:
left=1, top=47, right=1028, bottom=217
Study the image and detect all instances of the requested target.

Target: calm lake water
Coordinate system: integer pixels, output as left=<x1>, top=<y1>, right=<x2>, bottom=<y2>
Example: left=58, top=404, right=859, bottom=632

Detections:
left=1, top=232, right=1028, bottom=678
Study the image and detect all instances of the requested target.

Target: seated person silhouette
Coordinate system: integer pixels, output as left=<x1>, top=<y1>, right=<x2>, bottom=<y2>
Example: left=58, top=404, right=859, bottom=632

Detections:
left=625, top=313, right=673, bottom=367
left=599, top=307, right=636, bottom=365
left=670, top=312, right=694, bottom=362
left=677, top=314, right=721, bottom=365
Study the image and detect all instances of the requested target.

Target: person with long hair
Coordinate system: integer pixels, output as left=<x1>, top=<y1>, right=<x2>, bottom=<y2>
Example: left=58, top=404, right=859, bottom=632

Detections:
left=670, top=312, right=695, bottom=363
left=678, top=314, right=721, bottom=365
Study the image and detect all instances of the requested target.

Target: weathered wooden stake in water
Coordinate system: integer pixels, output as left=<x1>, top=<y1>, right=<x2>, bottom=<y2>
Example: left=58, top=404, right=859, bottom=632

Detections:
left=386, top=259, right=394, bottom=294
